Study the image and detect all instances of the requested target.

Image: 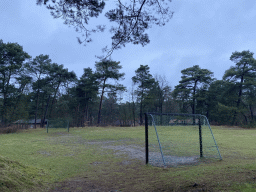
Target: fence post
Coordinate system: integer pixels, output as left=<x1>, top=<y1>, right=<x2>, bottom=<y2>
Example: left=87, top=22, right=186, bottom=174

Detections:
left=199, top=116, right=203, bottom=158
left=145, top=113, right=149, bottom=165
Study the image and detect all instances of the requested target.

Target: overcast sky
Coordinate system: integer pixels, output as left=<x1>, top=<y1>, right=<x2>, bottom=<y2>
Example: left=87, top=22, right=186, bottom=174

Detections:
left=1, top=0, right=256, bottom=97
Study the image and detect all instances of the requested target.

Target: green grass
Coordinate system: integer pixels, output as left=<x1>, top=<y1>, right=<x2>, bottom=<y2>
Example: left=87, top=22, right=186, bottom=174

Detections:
left=0, top=126, right=255, bottom=191
left=148, top=125, right=222, bottom=158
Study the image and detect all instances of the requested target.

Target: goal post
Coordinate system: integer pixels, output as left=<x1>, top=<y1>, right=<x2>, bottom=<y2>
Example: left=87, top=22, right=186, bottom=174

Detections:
left=47, top=119, right=69, bottom=133
left=145, top=113, right=222, bottom=167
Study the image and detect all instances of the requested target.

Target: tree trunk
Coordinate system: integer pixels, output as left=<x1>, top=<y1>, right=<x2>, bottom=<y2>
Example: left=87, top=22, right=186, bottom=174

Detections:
left=49, top=82, right=60, bottom=117
left=97, top=78, right=106, bottom=125
left=42, top=94, right=51, bottom=128
left=2, top=93, right=7, bottom=127
left=249, top=105, right=254, bottom=124
left=84, top=102, right=89, bottom=126
left=2, top=73, right=11, bottom=127
left=139, top=98, right=143, bottom=125
left=131, top=86, right=136, bottom=127
left=132, top=101, right=136, bottom=126
left=40, top=98, right=45, bottom=128
left=76, top=103, right=80, bottom=127
left=232, top=76, right=244, bottom=125
left=34, top=90, right=40, bottom=129
left=9, top=83, right=27, bottom=123
left=242, top=113, right=248, bottom=125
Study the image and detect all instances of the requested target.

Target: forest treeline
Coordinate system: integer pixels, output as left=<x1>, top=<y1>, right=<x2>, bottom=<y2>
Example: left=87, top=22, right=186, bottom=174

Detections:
left=1, top=39, right=256, bottom=128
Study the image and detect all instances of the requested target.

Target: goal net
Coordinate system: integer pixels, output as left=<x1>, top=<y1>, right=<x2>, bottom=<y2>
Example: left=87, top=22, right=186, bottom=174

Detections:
left=145, top=113, right=222, bottom=167
left=47, top=119, right=69, bottom=133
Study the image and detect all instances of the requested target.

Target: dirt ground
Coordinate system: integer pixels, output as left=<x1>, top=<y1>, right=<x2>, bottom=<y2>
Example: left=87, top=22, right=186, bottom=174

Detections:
left=48, top=143, right=146, bottom=192
left=47, top=134, right=202, bottom=192
left=49, top=178, right=121, bottom=192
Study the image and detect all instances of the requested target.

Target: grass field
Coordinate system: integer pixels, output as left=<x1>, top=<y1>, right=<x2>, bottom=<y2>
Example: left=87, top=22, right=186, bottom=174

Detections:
left=0, top=126, right=256, bottom=191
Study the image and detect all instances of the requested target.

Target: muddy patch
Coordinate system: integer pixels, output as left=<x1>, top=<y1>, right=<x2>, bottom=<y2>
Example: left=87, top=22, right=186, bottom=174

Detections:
left=102, top=144, right=199, bottom=167
left=149, top=153, right=199, bottom=167
left=46, top=134, right=199, bottom=167
left=37, top=150, right=52, bottom=156
left=102, top=145, right=145, bottom=160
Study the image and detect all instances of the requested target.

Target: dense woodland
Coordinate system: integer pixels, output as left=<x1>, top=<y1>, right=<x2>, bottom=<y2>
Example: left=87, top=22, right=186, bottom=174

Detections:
left=1, top=39, right=256, bottom=128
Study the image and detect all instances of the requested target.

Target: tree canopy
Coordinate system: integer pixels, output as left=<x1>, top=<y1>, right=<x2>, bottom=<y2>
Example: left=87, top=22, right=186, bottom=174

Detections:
left=132, top=64, right=155, bottom=125
left=95, top=59, right=125, bottom=125
left=0, top=40, right=31, bottom=126
left=173, top=65, right=214, bottom=115
left=223, top=50, right=256, bottom=125
left=36, top=0, right=174, bottom=58
left=2, top=39, right=256, bottom=128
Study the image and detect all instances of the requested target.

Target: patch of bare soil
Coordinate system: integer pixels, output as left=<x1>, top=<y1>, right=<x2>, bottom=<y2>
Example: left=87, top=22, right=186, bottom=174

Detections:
left=49, top=177, right=119, bottom=192
left=102, top=145, right=145, bottom=161
left=46, top=136, right=203, bottom=192
left=48, top=140, right=146, bottom=192
left=48, top=159, right=156, bottom=192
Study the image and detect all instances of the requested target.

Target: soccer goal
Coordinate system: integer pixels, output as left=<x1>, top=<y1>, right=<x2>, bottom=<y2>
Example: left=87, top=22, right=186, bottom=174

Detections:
left=145, top=113, right=222, bottom=167
left=46, top=119, right=69, bottom=133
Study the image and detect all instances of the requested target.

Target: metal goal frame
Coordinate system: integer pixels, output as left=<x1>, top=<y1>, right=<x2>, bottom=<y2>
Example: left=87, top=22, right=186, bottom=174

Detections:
left=145, top=112, right=222, bottom=167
